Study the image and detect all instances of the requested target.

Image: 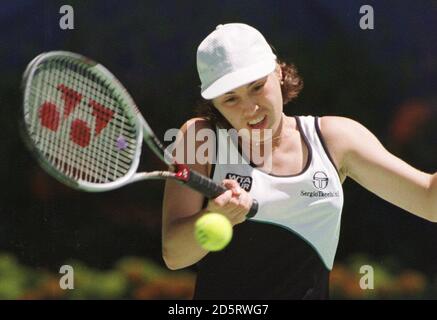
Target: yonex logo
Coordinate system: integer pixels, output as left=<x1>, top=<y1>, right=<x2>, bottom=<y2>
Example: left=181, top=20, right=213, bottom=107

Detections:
left=313, top=171, right=329, bottom=190
left=38, top=84, right=114, bottom=148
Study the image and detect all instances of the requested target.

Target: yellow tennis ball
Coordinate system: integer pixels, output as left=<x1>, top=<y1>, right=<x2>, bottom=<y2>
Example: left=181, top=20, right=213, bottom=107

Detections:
left=194, top=213, right=233, bottom=251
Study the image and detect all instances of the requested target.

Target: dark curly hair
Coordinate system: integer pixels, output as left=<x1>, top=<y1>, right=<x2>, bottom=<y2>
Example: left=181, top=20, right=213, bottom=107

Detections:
left=195, top=60, right=303, bottom=129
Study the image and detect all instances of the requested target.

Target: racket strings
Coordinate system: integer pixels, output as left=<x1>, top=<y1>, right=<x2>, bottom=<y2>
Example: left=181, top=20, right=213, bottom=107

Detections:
left=31, top=61, right=89, bottom=182
left=35, top=132, right=134, bottom=178
left=26, top=57, right=139, bottom=183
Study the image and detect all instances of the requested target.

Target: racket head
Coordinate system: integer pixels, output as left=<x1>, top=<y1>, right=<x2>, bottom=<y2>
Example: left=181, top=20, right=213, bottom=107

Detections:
left=21, top=51, right=144, bottom=192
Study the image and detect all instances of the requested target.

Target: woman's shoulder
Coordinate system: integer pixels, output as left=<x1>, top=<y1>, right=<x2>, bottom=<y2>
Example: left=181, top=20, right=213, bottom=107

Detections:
left=317, top=116, right=364, bottom=181
left=318, top=116, right=366, bottom=139
left=318, top=115, right=386, bottom=162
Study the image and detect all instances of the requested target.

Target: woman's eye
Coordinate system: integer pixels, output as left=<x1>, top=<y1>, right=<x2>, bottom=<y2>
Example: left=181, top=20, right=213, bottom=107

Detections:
left=224, top=97, right=237, bottom=103
left=253, top=83, right=265, bottom=92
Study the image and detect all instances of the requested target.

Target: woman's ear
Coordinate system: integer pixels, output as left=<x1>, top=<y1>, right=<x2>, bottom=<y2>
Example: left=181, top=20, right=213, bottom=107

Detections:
left=275, top=63, right=283, bottom=83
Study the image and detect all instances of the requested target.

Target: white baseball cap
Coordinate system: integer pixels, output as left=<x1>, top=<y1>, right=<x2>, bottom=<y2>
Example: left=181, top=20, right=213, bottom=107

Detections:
left=197, top=23, right=277, bottom=100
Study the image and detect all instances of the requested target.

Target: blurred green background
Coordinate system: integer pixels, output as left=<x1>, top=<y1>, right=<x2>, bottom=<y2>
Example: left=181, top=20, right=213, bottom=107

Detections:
left=1, top=0, right=437, bottom=299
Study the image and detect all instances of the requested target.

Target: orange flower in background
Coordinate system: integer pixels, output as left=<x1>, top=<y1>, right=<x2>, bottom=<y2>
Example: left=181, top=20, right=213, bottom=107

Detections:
left=396, top=270, right=426, bottom=295
left=330, top=263, right=365, bottom=299
left=40, top=278, right=65, bottom=299
left=389, top=100, right=432, bottom=145
left=133, top=277, right=195, bottom=300
left=330, top=264, right=351, bottom=287
left=20, top=277, right=66, bottom=300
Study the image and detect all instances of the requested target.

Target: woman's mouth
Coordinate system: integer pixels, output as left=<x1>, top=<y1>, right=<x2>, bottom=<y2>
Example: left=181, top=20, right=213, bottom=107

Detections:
left=247, top=115, right=268, bottom=129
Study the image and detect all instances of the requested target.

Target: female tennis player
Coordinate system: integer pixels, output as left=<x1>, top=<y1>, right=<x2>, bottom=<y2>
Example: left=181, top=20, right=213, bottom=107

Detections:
left=162, top=23, right=437, bottom=299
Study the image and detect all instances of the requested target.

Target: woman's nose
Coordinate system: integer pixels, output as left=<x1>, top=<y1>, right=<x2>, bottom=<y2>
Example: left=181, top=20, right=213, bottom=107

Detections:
left=242, top=100, right=260, bottom=117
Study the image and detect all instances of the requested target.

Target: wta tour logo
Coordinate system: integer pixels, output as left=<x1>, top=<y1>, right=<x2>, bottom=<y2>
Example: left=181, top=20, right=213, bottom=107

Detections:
left=225, top=173, right=253, bottom=191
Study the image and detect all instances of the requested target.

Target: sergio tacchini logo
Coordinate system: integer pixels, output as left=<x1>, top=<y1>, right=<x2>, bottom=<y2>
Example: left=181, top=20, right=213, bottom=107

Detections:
left=300, top=171, right=339, bottom=198
left=313, top=171, right=329, bottom=190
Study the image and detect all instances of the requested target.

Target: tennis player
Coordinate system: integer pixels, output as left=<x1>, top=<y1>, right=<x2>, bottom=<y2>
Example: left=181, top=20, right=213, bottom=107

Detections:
left=162, top=23, right=437, bottom=299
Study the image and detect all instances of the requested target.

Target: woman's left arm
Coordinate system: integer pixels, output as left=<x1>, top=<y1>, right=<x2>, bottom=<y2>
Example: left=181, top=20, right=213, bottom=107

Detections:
left=321, top=116, right=437, bottom=222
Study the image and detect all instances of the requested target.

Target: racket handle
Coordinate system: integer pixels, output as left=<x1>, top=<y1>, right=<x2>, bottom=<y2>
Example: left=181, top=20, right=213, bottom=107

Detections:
left=180, top=167, right=258, bottom=218
left=247, top=200, right=259, bottom=218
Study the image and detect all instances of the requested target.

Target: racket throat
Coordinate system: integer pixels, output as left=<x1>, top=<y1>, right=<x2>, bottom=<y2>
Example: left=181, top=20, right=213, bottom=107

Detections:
left=173, top=163, right=190, bottom=182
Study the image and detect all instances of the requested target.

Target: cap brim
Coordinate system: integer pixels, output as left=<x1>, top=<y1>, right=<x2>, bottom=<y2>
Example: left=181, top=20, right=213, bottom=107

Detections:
left=201, top=59, right=276, bottom=100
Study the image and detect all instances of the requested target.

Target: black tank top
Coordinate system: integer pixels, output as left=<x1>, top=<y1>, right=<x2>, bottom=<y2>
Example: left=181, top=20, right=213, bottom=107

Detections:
left=194, top=220, right=330, bottom=299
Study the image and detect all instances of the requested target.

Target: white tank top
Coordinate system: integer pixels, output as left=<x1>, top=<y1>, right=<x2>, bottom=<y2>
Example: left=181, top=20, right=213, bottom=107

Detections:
left=211, top=115, right=344, bottom=270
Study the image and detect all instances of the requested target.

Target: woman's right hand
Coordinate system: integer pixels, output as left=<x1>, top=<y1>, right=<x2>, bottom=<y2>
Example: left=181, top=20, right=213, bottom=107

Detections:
left=206, top=179, right=253, bottom=226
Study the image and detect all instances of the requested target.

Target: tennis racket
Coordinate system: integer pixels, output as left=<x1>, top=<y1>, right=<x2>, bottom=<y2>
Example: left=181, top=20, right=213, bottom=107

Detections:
left=21, top=51, right=258, bottom=218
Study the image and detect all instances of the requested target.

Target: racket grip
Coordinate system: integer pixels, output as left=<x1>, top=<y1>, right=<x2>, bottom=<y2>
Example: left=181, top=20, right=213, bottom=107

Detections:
left=183, top=169, right=258, bottom=218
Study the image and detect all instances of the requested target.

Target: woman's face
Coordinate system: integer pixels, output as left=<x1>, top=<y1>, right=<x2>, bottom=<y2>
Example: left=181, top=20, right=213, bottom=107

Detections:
left=212, top=65, right=283, bottom=141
